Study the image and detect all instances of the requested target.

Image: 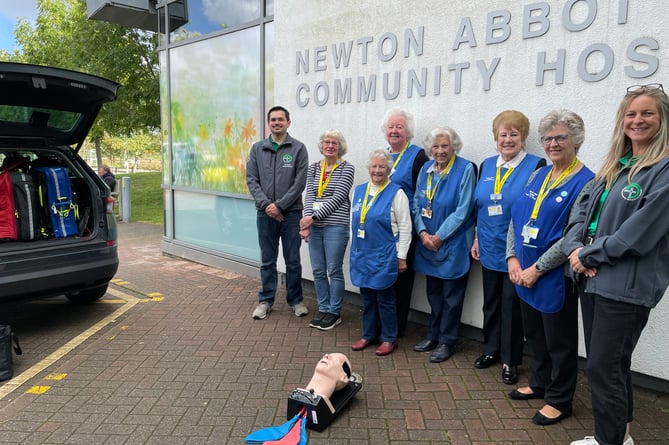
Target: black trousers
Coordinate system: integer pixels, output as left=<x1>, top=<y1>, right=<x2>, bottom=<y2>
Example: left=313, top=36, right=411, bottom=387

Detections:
left=480, top=266, right=525, bottom=366
left=580, top=290, right=650, bottom=445
left=520, top=277, right=578, bottom=412
left=394, top=233, right=418, bottom=336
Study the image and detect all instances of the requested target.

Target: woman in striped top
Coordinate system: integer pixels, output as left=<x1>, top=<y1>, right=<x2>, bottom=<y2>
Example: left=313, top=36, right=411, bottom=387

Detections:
left=300, top=129, right=356, bottom=330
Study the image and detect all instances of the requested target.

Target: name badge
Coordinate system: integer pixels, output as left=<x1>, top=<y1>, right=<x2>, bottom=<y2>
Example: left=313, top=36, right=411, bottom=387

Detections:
left=521, top=223, right=539, bottom=244
left=490, top=193, right=502, bottom=201
left=421, top=207, right=433, bottom=219
left=357, top=229, right=365, bottom=239
left=312, top=202, right=322, bottom=211
left=487, top=205, right=503, bottom=216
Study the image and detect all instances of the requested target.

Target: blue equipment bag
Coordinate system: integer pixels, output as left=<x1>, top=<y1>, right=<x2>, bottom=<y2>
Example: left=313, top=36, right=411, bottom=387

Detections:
left=32, top=166, right=78, bottom=238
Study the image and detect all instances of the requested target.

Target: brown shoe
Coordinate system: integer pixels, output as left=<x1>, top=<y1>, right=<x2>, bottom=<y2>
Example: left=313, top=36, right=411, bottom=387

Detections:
left=351, top=338, right=375, bottom=351
left=375, top=341, right=398, bottom=356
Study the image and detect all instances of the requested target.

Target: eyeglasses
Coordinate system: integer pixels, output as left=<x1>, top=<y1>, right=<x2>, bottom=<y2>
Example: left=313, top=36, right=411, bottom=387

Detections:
left=540, top=134, right=570, bottom=146
left=626, top=83, right=664, bottom=93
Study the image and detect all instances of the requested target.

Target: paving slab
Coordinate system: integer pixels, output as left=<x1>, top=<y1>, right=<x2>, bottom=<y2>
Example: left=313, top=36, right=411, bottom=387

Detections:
left=0, top=221, right=667, bottom=444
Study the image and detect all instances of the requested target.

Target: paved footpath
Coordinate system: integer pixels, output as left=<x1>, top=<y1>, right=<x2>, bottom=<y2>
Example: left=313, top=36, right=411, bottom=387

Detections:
left=1, top=221, right=668, bottom=444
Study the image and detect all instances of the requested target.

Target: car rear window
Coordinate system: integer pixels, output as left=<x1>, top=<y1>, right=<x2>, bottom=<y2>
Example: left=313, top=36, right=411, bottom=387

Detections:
left=0, top=104, right=81, bottom=132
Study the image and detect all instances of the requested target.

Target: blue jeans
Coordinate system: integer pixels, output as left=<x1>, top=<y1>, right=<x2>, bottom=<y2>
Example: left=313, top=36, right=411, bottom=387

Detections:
left=360, top=286, right=398, bottom=343
left=256, top=210, right=303, bottom=306
left=425, top=273, right=468, bottom=346
left=308, top=224, right=349, bottom=315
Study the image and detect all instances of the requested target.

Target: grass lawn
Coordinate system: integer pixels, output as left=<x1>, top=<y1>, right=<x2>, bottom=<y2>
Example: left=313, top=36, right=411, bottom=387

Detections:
left=118, top=172, right=163, bottom=224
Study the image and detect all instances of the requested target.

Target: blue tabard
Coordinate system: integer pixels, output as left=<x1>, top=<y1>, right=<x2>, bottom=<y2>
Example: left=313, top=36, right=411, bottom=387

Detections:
left=413, top=157, right=475, bottom=280
left=349, top=181, right=402, bottom=290
left=474, top=153, right=544, bottom=272
left=389, top=143, right=423, bottom=204
left=510, top=165, right=594, bottom=313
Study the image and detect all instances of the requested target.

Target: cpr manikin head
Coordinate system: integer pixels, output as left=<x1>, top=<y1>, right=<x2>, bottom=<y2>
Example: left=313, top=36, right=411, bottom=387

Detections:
left=305, top=353, right=352, bottom=398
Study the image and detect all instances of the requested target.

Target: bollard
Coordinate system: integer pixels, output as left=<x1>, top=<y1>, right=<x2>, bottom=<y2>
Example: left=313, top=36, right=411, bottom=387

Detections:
left=121, top=176, right=131, bottom=222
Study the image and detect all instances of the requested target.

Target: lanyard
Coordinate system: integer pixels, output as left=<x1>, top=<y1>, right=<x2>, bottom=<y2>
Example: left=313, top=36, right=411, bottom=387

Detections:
left=359, top=180, right=390, bottom=227
left=494, top=165, right=514, bottom=195
left=317, top=159, right=340, bottom=198
left=529, top=158, right=578, bottom=221
left=391, top=142, right=410, bottom=171
left=425, top=155, right=456, bottom=204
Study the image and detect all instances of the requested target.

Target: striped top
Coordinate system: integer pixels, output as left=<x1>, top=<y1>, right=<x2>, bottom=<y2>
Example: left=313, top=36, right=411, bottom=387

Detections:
left=302, top=159, right=355, bottom=227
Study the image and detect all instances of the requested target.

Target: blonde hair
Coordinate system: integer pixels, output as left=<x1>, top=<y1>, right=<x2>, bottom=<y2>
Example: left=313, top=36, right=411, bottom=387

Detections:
left=598, top=87, right=669, bottom=188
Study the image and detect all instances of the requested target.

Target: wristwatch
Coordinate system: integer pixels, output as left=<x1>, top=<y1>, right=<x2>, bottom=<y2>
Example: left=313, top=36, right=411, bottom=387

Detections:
left=534, top=263, right=542, bottom=272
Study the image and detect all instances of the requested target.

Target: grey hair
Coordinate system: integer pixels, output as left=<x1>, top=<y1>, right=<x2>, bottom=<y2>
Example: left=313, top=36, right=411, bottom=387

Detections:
left=538, top=109, right=585, bottom=152
left=366, top=148, right=394, bottom=170
left=423, top=127, right=463, bottom=155
left=318, top=129, right=348, bottom=156
left=381, top=107, right=415, bottom=140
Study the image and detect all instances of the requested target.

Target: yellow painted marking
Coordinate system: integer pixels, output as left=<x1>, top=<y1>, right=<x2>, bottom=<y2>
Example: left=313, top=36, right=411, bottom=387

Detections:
left=110, top=278, right=129, bottom=284
left=98, top=299, right=126, bottom=304
left=147, top=292, right=163, bottom=298
left=26, top=386, right=51, bottom=394
left=107, top=335, right=116, bottom=340
left=0, top=288, right=141, bottom=401
left=45, top=373, right=67, bottom=381
left=120, top=326, right=128, bottom=331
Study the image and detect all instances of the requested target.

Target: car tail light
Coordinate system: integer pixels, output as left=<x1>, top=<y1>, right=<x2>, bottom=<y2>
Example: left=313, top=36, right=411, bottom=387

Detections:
left=105, top=196, right=115, bottom=213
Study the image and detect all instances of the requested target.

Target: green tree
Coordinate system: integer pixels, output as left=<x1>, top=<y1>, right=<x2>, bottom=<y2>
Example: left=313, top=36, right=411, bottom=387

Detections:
left=101, top=131, right=161, bottom=172
left=13, top=0, right=159, bottom=167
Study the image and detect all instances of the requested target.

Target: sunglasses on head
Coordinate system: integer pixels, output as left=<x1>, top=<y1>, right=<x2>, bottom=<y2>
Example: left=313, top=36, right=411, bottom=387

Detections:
left=626, top=83, right=664, bottom=93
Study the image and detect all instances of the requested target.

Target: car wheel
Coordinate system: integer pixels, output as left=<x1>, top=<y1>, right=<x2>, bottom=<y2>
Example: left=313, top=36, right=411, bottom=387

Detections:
left=65, top=284, right=109, bottom=304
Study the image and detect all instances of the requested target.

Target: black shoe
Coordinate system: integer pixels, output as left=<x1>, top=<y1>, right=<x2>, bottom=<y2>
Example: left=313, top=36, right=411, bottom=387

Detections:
left=473, top=353, right=499, bottom=369
left=532, top=407, right=572, bottom=425
left=413, top=339, right=437, bottom=352
left=508, top=389, right=544, bottom=400
left=502, top=365, right=518, bottom=385
left=317, top=313, right=341, bottom=331
left=309, top=311, right=327, bottom=328
left=429, top=344, right=453, bottom=363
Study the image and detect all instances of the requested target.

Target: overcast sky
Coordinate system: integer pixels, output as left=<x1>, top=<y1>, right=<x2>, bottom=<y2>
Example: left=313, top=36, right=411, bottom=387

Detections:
left=0, top=0, right=39, bottom=52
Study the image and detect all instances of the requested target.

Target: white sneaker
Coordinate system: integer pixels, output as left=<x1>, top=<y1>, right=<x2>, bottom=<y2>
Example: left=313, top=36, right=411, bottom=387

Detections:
left=570, top=437, right=599, bottom=445
left=292, top=302, right=309, bottom=317
left=570, top=436, right=634, bottom=445
left=252, top=302, right=272, bottom=319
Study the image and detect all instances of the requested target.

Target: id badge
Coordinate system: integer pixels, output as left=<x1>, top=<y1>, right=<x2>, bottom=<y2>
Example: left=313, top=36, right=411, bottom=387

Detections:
left=312, top=202, right=322, bottom=211
left=357, top=229, right=365, bottom=239
left=487, top=205, right=503, bottom=216
left=521, top=223, right=539, bottom=244
left=421, top=207, right=433, bottom=219
left=490, top=193, right=502, bottom=201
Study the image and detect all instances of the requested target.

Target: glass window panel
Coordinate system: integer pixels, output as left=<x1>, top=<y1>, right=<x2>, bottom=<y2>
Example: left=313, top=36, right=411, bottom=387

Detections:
left=163, top=188, right=173, bottom=237
left=169, top=27, right=261, bottom=193
left=174, top=191, right=259, bottom=261
left=159, top=51, right=171, bottom=186
left=265, top=0, right=274, bottom=16
left=264, top=21, right=274, bottom=125
left=170, top=0, right=260, bottom=42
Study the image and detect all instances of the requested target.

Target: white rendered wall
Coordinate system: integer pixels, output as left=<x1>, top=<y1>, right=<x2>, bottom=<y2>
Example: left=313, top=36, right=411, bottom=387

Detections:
left=273, top=0, right=669, bottom=380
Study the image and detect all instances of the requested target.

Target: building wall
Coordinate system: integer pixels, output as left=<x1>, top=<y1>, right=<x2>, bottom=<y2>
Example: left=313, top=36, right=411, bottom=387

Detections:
left=271, top=0, right=669, bottom=379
